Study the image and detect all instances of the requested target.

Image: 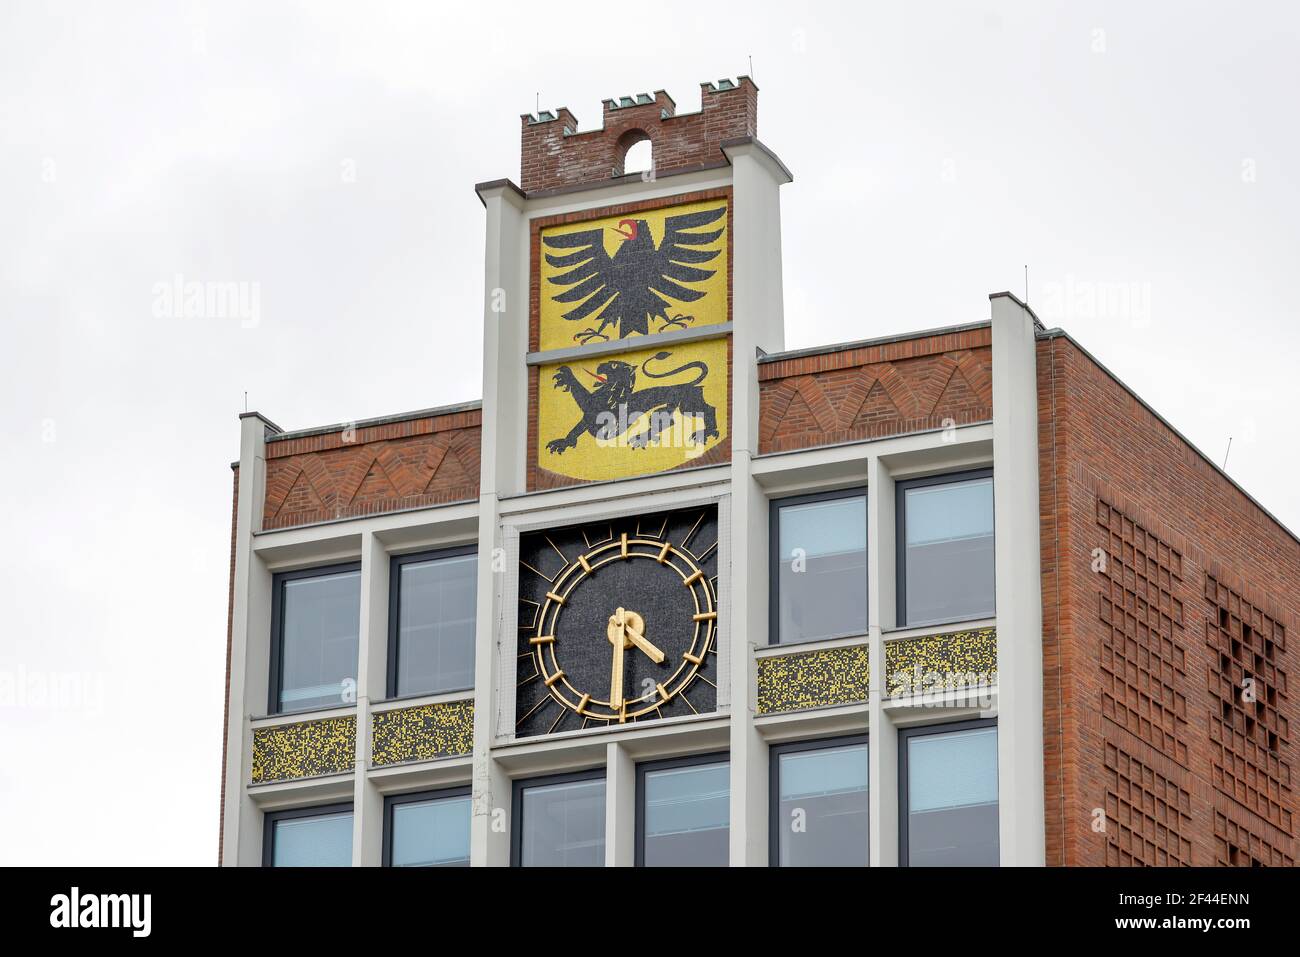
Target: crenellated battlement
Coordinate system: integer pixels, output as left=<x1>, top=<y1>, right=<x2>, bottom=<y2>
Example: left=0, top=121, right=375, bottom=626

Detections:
left=519, top=77, right=757, bottom=193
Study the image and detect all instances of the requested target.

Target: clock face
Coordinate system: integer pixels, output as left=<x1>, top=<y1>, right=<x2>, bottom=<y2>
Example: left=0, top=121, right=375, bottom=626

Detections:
left=515, top=506, right=719, bottom=737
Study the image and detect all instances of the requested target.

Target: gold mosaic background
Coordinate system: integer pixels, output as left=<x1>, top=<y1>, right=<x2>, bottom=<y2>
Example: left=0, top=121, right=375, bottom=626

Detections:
left=371, top=699, right=475, bottom=767
left=884, top=627, right=997, bottom=697
left=756, top=644, right=870, bottom=715
left=251, top=715, right=356, bottom=783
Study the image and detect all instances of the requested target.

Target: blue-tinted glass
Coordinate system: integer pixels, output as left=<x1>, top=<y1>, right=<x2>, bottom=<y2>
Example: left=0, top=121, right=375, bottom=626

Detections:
left=391, top=795, right=471, bottom=867
left=907, top=727, right=998, bottom=866
left=279, top=570, right=360, bottom=713
left=519, top=778, right=605, bottom=867
left=272, top=811, right=353, bottom=867
left=778, top=743, right=868, bottom=866
left=396, top=553, right=477, bottom=696
left=904, top=478, right=994, bottom=626
left=643, top=761, right=729, bottom=866
left=777, top=496, right=867, bottom=643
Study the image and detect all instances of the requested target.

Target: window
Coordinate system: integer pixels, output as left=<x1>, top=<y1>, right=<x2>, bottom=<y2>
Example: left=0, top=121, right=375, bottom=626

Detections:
left=388, top=546, right=477, bottom=697
left=270, top=563, right=361, bottom=715
left=896, top=470, right=994, bottom=627
left=900, top=720, right=998, bottom=866
left=512, top=770, right=606, bottom=866
left=770, top=735, right=868, bottom=867
left=770, top=488, right=868, bottom=644
left=383, top=787, right=471, bottom=867
left=263, top=804, right=353, bottom=867
left=637, top=754, right=729, bottom=867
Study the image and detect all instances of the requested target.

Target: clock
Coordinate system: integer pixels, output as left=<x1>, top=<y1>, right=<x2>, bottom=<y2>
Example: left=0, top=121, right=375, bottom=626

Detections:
left=515, top=506, right=719, bottom=737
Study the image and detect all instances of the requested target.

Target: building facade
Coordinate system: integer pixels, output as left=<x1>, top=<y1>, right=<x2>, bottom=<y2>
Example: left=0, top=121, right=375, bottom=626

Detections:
left=219, top=79, right=1299, bottom=867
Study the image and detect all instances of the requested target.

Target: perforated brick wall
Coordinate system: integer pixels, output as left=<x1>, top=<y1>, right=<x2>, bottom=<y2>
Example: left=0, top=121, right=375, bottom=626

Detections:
left=1039, top=332, right=1299, bottom=866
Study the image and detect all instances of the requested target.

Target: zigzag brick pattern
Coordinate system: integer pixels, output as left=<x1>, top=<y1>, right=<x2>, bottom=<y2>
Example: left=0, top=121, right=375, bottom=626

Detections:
left=262, top=408, right=481, bottom=530
left=757, top=327, right=993, bottom=454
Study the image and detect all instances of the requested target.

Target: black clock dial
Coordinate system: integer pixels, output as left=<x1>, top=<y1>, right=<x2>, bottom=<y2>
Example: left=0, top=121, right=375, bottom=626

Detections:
left=516, top=506, right=719, bottom=737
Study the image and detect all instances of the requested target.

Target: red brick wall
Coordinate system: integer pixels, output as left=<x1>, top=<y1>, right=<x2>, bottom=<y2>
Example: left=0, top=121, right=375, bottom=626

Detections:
left=262, top=409, right=481, bottom=530
left=520, top=80, right=756, bottom=194
left=757, top=326, right=993, bottom=454
left=1039, top=334, right=1299, bottom=866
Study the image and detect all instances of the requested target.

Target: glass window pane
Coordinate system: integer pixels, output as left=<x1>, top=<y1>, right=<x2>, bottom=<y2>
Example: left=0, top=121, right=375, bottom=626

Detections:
left=777, top=743, right=868, bottom=866
left=904, top=478, right=994, bottom=626
left=907, top=726, right=998, bottom=866
left=519, top=777, right=605, bottom=866
left=396, top=553, right=477, bottom=696
left=643, top=761, right=729, bottom=866
left=279, top=570, right=361, bottom=713
left=390, top=795, right=471, bottom=867
left=777, top=496, right=867, bottom=643
left=271, top=811, right=353, bottom=867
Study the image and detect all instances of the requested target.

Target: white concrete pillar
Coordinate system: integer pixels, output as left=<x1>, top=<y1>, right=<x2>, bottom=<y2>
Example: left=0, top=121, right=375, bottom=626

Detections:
left=222, top=412, right=275, bottom=866
left=724, top=138, right=791, bottom=866
left=470, top=182, right=528, bottom=866
left=605, top=742, right=636, bottom=866
left=867, top=454, right=898, bottom=866
left=989, top=292, right=1046, bottom=866
left=353, top=530, right=388, bottom=865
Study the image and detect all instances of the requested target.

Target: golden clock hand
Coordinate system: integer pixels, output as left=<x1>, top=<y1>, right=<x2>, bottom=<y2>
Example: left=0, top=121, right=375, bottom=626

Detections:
left=610, top=608, right=625, bottom=708
left=624, top=622, right=666, bottom=664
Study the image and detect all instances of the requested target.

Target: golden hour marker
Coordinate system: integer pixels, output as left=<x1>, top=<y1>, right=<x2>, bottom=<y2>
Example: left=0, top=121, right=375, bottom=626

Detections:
left=620, top=532, right=629, bottom=558
left=683, top=651, right=703, bottom=665
left=529, top=635, right=556, bottom=645
left=657, top=542, right=672, bottom=563
left=638, top=514, right=668, bottom=539
left=578, top=554, right=593, bottom=574
left=618, top=700, right=628, bottom=724
left=545, top=591, right=565, bottom=606
left=515, top=696, right=551, bottom=727
left=683, top=569, right=703, bottom=586
left=692, top=611, right=717, bottom=621
left=544, top=670, right=565, bottom=687
left=576, top=693, right=591, bottom=715
left=656, top=682, right=671, bottom=701
left=682, top=511, right=705, bottom=548
left=519, top=560, right=555, bottom=583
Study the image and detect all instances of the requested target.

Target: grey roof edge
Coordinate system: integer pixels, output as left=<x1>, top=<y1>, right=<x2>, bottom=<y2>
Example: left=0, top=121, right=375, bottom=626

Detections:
left=527, top=322, right=732, bottom=366
left=989, top=290, right=1047, bottom=331
left=474, top=178, right=526, bottom=207
left=1039, top=326, right=1300, bottom=550
left=265, top=400, right=483, bottom=444
left=720, top=136, right=793, bottom=183
left=239, top=410, right=283, bottom=433
left=757, top=320, right=992, bottom=365
left=518, top=158, right=732, bottom=202
left=480, top=136, right=789, bottom=204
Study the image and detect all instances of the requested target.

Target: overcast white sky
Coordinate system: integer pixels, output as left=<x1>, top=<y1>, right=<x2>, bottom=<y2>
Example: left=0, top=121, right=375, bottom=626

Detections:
left=2, top=1, right=1296, bottom=865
